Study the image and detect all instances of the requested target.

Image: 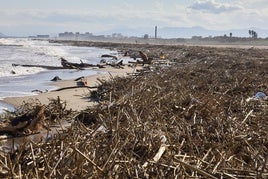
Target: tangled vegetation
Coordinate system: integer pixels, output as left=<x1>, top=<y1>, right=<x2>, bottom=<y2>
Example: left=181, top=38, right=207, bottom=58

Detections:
left=0, top=43, right=267, bottom=178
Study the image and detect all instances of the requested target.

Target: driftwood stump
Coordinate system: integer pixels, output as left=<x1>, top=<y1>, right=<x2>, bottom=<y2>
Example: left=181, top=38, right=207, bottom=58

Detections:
left=0, top=105, right=46, bottom=136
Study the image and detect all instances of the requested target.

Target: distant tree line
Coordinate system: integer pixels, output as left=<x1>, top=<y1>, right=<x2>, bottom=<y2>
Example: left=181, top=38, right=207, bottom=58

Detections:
left=249, top=30, right=258, bottom=38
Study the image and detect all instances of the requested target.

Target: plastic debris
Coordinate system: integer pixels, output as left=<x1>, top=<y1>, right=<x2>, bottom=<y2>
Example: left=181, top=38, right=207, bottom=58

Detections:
left=253, top=92, right=266, bottom=99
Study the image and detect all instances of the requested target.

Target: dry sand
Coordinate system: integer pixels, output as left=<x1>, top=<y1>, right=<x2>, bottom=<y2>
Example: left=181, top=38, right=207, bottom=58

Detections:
left=1, top=65, right=136, bottom=111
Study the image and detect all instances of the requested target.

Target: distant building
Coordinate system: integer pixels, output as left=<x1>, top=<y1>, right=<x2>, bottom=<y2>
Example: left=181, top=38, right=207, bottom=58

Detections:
left=144, top=34, right=149, bottom=39
left=58, top=32, right=94, bottom=39
left=37, top=35, right=49, bottom=38
left=59, top=32, right=75, bottom=38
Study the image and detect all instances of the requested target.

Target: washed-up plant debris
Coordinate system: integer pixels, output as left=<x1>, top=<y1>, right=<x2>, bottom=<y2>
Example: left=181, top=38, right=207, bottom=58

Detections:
left=0, top=43, right=267, bottom=178
left=0, top=97, right=74, bottom=136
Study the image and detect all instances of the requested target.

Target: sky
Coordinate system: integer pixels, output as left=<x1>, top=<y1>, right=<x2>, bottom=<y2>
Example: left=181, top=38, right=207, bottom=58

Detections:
left=0, top=0, right=268, bottom=37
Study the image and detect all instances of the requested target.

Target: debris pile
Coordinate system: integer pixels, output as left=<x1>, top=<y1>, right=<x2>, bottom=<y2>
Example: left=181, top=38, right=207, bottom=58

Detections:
left=0, top=97, right=73, bottom=137
left=0, top=44, right=267, bottom=178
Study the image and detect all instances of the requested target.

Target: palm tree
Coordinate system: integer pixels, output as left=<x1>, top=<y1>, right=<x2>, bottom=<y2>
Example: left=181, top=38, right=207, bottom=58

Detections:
left=249, top=30, right=252, bottom=37
left=253, top=31, right=258, bottom=38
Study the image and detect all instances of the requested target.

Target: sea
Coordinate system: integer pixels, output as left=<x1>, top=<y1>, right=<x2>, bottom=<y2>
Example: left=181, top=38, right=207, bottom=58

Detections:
left=0, top=38, right=119, bottom=113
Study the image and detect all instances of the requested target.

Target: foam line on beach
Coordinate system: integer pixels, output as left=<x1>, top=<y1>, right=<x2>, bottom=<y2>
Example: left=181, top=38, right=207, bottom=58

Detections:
left=0, top=101, right=15, bottom=114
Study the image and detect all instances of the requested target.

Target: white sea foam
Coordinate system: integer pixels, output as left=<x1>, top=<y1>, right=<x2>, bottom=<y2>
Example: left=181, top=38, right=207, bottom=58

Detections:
left=0, top=38, right=116, bottom=77
left=0, top=102, right=15, bottom=114
left=0, top=38, right=118, bottom=113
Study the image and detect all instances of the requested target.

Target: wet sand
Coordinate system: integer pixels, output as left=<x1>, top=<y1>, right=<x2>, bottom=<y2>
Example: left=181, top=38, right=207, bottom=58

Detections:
left=1, top=65, right=136, bottom=111
left=2, top=39, right=268, bottom=112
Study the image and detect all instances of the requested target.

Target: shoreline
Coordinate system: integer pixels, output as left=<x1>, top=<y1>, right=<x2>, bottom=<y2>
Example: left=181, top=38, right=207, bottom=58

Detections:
left=1, top=65, right=136, bottom=112
left=0, top=40, right=267, bottom=178
left=2, top=39, right=268, bottom=113
left=49, top=39, right=268, bottom=49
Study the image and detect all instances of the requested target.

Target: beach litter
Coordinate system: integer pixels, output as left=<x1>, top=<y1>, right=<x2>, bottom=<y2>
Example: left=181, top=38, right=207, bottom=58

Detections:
left=0, top=97, right=73, bottom=137
left=0, top=42, right=267, bottom=178
left=253, top=91, right=267, bottom=99
left=246, top=91, right=267, bottom=102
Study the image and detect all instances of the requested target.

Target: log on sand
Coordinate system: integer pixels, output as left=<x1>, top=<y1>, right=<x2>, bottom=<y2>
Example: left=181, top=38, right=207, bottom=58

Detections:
left=12, top=58, right=104, bottom=70
left=12, top=64, right=66, bottom=70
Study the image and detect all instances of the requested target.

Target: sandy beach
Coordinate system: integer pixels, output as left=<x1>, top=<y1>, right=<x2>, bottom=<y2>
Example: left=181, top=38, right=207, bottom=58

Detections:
left=1, top=65, right=136, bottom=111
left=2, top=40, right=267, bottom=112
left=0, top=40, right=267, bottom=178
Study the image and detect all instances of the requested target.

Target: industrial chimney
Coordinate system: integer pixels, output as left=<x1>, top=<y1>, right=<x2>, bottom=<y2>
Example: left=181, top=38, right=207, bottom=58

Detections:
left=155, top=26, right=157, bottom=39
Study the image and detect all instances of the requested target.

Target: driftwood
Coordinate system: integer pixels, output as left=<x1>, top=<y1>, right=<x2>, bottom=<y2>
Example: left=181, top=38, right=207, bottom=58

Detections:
left=60, top=58, right=105, bottom=69
left=101, top=54, right=118, bottom=60
left=12, top=58, right=104, bottom=71
left=53, top=76, right=97, bottom=91
left=127, top=51, right=153, bottom=65
left=53, top=86, right=97, bottom=92
left=51, top=76, right=62, bottom=81
left=1, top=42, right=268, bottom=178
left=109, top=59, right=124, bottom=69
left=60, top=58, right=98, bottom=70
left=139, top=51, right=148, bottom=62
left=12, top=64, right=66, bottom=70
left=100, top=55, right=124, bottom=68
left=77, top=78, right=87, bottom=86
left=74, top=76, right=87, bottom=86
left=0, top=105, right=46, bottom=136
left=31, top=89, right=47, bottom=93
left=139, top=51, right=153, bottom=65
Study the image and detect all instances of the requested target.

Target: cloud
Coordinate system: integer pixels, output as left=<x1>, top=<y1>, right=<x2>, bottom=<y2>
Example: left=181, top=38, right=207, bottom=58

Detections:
left=188, top=0, right=241, bottom=14
left=0, top=7, right=181, bottom=29
left=0, top=8, right=180, bottom=36
left=1, top=1, right=268, bottom=36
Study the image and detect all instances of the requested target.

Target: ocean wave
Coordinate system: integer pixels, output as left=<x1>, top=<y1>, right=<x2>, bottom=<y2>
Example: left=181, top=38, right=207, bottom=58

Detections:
left=0, top=38, right=118, bottom=113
